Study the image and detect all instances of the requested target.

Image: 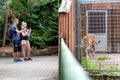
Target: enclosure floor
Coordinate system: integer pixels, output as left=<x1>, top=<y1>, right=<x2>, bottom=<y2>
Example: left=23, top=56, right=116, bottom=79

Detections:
left=0, top=56, right=58, bottom=80
left=88, top=53, right=120, bottom=70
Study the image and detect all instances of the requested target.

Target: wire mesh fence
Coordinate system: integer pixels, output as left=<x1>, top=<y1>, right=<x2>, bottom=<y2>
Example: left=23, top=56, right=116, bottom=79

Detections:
left=79, top=0, right=120, bottom=79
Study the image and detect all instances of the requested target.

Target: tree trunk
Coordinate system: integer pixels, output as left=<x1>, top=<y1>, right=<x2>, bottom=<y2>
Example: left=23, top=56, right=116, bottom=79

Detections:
left=2, top=5, right=9, bottom=47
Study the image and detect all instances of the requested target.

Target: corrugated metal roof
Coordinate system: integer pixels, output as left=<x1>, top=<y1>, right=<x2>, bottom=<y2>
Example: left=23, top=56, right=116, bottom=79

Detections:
left=58, top=0, right=72, bottom=13
left=78, top=0, right=120, bottom=4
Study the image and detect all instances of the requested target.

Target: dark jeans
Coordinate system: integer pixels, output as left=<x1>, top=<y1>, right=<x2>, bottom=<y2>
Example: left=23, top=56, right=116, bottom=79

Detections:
left=13, top=40, right=21, bottom=52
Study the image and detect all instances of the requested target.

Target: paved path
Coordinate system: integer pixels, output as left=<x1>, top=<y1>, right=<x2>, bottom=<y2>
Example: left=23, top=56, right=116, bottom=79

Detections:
left=0, top=56, right=58, bottom=80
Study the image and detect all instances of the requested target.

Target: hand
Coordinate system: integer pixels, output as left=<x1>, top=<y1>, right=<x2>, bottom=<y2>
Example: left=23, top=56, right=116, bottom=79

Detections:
left=19, top=30, right=24, bottom=34
left=28, top=27, right=32, bottom=32
left=29, top=27, right=31, bottom=30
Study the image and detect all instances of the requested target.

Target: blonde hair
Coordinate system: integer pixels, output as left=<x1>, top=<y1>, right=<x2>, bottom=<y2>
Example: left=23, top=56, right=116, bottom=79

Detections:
left=21, top=21, right=27, bottom=29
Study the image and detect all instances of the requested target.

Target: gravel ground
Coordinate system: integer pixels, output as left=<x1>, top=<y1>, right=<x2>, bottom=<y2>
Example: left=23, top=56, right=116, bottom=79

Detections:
left=0, top=56, right=58, bottom=80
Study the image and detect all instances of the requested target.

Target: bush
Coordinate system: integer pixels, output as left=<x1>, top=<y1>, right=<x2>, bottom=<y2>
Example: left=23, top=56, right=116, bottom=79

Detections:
left=97, top=55, right=111, bottom=60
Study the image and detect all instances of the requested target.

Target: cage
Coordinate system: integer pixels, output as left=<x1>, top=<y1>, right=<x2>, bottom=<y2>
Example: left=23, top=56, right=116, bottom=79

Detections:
left=79, top=0, right=120, bottom=77
left=59, top=0, right=120, bottom=79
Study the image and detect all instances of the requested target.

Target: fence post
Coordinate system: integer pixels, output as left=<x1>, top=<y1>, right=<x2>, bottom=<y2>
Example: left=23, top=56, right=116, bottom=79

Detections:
left=60, top=38, right=91, bottom=80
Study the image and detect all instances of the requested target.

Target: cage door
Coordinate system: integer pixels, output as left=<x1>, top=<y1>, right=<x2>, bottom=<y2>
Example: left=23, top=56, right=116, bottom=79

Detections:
left=86, top=10, right=107, bottom=52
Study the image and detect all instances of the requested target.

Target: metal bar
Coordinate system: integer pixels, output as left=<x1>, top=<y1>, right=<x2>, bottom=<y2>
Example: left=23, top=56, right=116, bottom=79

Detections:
left=76, top=0, right=81, bottom=63
left=60, top=38, right=91, bottom=80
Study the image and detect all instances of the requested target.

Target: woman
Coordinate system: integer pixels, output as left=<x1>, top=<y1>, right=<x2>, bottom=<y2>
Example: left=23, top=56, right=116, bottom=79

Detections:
left=21, top=21, right=32, bottom=61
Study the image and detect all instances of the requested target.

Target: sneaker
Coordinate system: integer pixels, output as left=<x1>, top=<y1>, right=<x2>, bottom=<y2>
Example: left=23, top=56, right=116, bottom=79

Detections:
left=28, top=57, right=32, bottom=61
left=24, top=58, right=28, bottom=61
left=14, top=59, right=20, bottom=63
left=17, top=58, right=23, bottom=62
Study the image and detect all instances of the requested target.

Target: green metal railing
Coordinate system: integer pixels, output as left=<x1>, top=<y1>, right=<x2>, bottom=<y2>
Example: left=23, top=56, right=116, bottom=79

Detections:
left=60, top=38, right=91, bottom=80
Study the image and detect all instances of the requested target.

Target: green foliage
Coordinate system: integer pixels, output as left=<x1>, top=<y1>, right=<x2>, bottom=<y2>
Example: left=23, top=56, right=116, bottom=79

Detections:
left=101, top=72, right=120, bottom=76
left=0, top=0, right=10, bottom=47
left=107, top=65, right=120, bottom=70
left=29, top=0, right=58, bottom=48
left=97, top=55, right=111, bottom=60
left=3, top=0, right=59, bottom=48
left=32, top=0, right=55, bottom=6
left=82, top=57, right=100, bottom=70
left=39, top=1, right=58, bottom=46
left=102, top=66, right=120, bottom=75
left=29, top=30, right=47, bottom=49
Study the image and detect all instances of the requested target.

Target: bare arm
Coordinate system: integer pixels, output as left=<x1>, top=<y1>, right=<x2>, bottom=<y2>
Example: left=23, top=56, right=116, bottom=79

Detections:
left=22, top=30, right=30, bottom=36
left=21, top=32, right=26, bottom=36
left=15, top=29, right=23, bottom=34
left=28, top=29, right=32, bottom=36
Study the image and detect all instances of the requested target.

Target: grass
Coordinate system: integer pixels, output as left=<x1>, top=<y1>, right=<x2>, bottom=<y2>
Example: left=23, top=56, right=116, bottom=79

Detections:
left=82, top=57, right=100, bottom=70
left=102, top=72, right=120, bottom=76
left=101, top=65, right=120, bottom=76
left=89, top=65, right=120, bottom=76
left=97, top=55, right=111, bottom=60
left=81, top=54, right=120, bottom=76
left=107, top=65, right=120, bottom=70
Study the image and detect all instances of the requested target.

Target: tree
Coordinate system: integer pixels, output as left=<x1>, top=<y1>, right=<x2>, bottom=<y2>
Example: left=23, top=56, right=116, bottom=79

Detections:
left=2, top=5, right=9, bottom=47
left=2, top=0, right=59, bottom=48
left=29, top=0, right=58, bottom=48
left=0, top=0, right=10, bottom=47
